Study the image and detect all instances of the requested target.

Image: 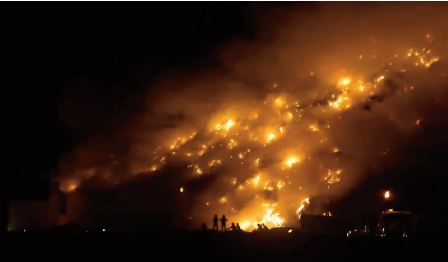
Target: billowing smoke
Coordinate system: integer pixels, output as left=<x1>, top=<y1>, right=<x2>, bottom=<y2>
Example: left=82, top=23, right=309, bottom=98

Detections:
left=58, top=3, right=448, bottom=230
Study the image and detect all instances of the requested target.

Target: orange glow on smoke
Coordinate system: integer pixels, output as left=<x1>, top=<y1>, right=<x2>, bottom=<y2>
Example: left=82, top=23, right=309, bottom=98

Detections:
left=59, top=23, right=442, bottom=231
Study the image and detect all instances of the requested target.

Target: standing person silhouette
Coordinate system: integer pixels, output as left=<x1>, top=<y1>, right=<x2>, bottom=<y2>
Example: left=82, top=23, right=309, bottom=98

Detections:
left=201, top=223, right=208, bottom=232
left=220, top=215, right=228, bottom=231
left=213, top=214, right=219, bottom=231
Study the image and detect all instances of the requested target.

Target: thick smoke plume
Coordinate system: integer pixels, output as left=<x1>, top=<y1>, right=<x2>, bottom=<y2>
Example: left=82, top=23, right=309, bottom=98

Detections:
left=58, top=3, right=448, bottom=230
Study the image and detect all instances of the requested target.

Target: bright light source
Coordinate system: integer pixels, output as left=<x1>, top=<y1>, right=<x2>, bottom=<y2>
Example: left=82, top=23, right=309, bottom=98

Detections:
left=284, top=155, right=300, bottom=169
left=384, top=190, right=391, bottom=200
left=266, top=132, right=276, bottom=143
left=338, top=77, right=352, bottom=87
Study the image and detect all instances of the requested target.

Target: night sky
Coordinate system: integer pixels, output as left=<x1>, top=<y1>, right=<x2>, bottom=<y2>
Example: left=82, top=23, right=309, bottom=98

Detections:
left=4, top=3, right=258, bottom=198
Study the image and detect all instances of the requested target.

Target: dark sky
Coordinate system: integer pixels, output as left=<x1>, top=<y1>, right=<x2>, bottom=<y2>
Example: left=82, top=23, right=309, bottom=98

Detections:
left=3, top=3, right=260, bottom=199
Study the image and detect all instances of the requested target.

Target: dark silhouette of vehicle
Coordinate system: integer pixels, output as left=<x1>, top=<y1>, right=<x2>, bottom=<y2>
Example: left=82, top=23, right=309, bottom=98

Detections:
left=377, top=210, right=415, bottom=238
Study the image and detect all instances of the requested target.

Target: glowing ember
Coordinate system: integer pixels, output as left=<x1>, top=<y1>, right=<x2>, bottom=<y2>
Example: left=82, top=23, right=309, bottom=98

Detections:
left=61, top=180, right=79, bottom=193
left=215, top=119, right=235, bottom=132
left=296, top=197, right=310, bottom=219
left=273, top=97, right=286, bottom=108
left=308, top=124, right=319, bottom=132
left=266, top=132, right=276, bottom=143
left=416, top=119, right=422, bottom=126
left=384, top=190, right=391, bottom=200
left=283, top=155, right=301, bottom=169
left=218, top=196, right=228, bottom=204
left=325, top=169, right=342, bottom=186
left=249, top=175, right=261, bottom=187
left=338, top=77, right=352, bottom=87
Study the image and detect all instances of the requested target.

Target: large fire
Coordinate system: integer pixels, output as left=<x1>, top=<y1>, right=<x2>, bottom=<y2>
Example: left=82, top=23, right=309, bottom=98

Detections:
left=58, top=4, right=448, bottom=231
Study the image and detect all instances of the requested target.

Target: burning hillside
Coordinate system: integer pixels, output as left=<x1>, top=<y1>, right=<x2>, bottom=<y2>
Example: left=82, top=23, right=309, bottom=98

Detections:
left=57, top=3, right=448, bottom=231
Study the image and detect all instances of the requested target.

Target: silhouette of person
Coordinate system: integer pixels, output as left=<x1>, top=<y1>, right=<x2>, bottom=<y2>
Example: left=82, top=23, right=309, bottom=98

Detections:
left=213, top=214, right=219, bottom=231
left=257, top=224, right=263, bottom=231
left=230, top=222, right=237, bottom=231
left=201, top=223, right=208, bottom=232
left=236, top=223, right=241, bottom=232
left=262, top=223, right=268, bottom=230
left=220, top=215, right=228, bottom=231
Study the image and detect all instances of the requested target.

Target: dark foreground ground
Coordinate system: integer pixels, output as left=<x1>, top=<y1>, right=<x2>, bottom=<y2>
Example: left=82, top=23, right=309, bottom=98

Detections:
left=4, top=230, right=447, bottom=262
